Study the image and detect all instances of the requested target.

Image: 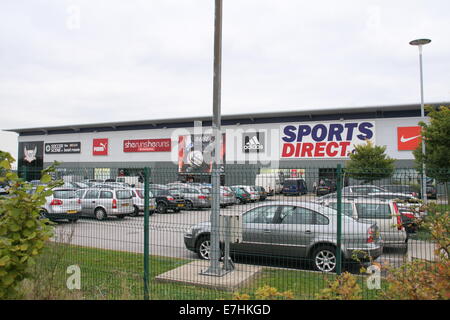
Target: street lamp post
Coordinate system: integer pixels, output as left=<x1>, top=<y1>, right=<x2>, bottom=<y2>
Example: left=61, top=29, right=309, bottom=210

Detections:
left=201, top=0, right=225, bottom=277
left=409, top=38, right=431, bottom=204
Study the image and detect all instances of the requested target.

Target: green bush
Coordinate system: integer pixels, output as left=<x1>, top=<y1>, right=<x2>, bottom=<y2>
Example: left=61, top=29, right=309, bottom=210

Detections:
left=0, top=151, right=61, bottom=299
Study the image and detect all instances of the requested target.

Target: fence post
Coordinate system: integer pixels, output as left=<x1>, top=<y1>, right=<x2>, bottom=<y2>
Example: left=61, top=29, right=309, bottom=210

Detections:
left=143, top=167, right=150, bottom=300
left=336, top=164, right=343, bottom=275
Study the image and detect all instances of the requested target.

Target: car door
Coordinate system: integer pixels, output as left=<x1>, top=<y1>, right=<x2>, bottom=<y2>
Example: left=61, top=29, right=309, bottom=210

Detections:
left=271, top=205, right=317, bottom=257
left=81, top=189, right=100, bottom=216
left=231, top=205, right=280, bottom=257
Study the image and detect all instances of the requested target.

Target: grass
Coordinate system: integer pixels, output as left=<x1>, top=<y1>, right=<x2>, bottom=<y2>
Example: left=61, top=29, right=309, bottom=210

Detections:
left=20, top=243, right=384, bottom=300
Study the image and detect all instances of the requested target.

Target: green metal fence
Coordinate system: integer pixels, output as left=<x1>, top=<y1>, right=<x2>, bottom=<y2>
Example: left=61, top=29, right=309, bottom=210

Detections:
left=1, top=165, right=449, bottom=300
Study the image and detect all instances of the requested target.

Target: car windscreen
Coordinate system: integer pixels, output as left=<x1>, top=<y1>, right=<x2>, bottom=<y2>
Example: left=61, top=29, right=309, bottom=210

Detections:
left=116, top=190, right=132, bottom=199
left=53, top=190, right=78, bottom=199
left=283, top=180, right=298, bottom=186
left=355, top=203, right=392, bottom=219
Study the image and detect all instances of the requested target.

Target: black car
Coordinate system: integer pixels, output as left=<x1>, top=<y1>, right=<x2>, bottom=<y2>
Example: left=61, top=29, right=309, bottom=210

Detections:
left=425, top=185, right=437, bottom=200
left=149, top=186, right=186, bottom=213
left=255, top=186, right=268, bottom=201
left=316, top=179, right=337, bottom=196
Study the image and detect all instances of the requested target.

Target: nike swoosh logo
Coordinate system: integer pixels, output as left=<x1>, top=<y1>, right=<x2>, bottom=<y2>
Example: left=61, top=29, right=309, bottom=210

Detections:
left=400, top=135, right=421, bottom=143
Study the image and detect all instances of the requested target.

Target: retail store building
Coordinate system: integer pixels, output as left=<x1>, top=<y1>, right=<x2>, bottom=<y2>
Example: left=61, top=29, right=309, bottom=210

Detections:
left=6, top=102, right=446, bottom=188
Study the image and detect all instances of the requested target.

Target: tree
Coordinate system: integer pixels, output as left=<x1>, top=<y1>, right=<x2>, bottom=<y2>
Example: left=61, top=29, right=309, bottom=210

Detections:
left=345, top=140, right=395, bottom=184
left=413, top=105, right=450, bottom=204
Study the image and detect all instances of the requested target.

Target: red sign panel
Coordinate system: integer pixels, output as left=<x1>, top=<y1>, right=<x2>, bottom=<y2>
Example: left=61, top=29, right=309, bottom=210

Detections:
left=123, top=139, right=171, bottom=153
left=397, top=127, right=422, bottom=151
left=93, top=138, right=109, bottom=156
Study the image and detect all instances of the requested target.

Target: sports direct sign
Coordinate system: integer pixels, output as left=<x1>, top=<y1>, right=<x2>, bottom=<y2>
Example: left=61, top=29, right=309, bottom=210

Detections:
left=280, top=121, right=375, bottom=159
left=123, top=139, right=171, bottom=152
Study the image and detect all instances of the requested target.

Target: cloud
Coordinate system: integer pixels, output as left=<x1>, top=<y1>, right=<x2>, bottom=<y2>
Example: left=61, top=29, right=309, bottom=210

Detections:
left=1, top=0, right=449, bottom=160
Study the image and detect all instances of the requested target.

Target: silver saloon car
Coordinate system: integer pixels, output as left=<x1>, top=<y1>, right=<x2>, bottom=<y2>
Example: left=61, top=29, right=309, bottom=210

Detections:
left=184, top=202, right=383, bottom=273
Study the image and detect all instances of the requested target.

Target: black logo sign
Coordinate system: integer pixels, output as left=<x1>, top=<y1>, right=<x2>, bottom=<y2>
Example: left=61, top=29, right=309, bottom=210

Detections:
left=45, top=142, right=81, bottom=154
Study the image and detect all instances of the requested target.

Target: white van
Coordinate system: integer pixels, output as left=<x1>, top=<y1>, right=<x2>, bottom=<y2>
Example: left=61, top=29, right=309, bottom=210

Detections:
left=254, top=173, right=282, bottom=195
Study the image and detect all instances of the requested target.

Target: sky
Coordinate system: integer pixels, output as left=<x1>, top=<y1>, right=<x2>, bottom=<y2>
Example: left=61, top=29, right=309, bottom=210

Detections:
left=1, top=0, right=449, bottom=161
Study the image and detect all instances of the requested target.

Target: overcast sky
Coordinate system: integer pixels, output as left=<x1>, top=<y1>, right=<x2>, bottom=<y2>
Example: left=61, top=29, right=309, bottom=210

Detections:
left=1, top=0, right=449, bottom=161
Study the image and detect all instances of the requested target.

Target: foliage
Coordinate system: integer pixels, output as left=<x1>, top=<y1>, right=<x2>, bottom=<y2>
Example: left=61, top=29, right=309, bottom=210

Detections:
left=0, top=151, right=62, bottom=299
left=413, top=105, right=450, bottom=203
left=233, top=285, right=294, bottom=300
left=382, top=204, right=449, bottom=300
left=316, top=272, right=362, bottom=300
left=345, top=140, right=395, bottom=183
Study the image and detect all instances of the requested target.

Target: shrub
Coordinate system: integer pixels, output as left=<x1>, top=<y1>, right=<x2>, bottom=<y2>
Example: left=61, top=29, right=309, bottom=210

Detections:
left=317, top=272, right=362, bottom=300
left=0, top=151, right=61, bottom=299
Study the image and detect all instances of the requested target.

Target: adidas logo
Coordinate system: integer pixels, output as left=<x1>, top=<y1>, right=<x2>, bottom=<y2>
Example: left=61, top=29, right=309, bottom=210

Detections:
left=244, top=135, right=264, bottom=150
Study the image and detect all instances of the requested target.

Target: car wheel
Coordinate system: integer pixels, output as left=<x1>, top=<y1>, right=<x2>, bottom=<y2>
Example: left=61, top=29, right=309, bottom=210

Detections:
left=185, top=201, right=194, bottom=210
left=237, top=198, right=243, bottom=204
left=196, top=236, right=211, bottom=260
left=312, top=246, right=337, bottom=273
left=95, top=208, right=107, bottom=221
left=157, top=202, right=167, bottom=214
left=130, top=205, right=140, bottom=217
left=39, top=209, right=48, bottom=220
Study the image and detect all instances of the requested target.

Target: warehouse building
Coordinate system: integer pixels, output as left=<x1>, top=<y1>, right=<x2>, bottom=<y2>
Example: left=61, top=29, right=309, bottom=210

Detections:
left=6, top=102, right=446, bottom=189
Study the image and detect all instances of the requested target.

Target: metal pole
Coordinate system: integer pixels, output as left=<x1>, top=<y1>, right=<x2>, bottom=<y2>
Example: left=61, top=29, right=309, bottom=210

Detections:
left=336, top=164, right=343, bottom=275
left=202, top=0, right=225, bottom=276
left=418, top=46, right=428, bottom=205
left=143, top=167, right=150, bottom=299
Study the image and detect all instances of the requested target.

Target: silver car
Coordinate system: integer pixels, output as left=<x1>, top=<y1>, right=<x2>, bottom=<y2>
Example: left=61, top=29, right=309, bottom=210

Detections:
left=199, top=186, right=235, bottom=208
left=168, top=185, right=211, bottom=210
left=129, top=188, right=157, bottom=216
left=319, top=197, right=408, bottom=251
left=184, top=201, right=383, bottom=273
left=77, top=188, right=134, bottom=220
left=40, top=188, right=82, bottom=222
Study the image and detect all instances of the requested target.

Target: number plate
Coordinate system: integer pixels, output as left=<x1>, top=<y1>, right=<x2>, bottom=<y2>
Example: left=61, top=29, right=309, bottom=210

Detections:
left=67, top=210, right=77, bottom=214
left=177, top=204, right=184, bottom=207
left=122, top=203, right=129, bottom=207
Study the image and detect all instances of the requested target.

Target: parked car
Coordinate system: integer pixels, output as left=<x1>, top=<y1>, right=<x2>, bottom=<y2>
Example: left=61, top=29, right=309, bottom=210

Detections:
left=380, top=185, right=419, bottom=198
left=76, top=188, right=134, bottom=220
left=229, top=186, right=251, bottom=204
left=341, top=185, right=388, bottom=196
left=0, top=182, right=9, bottom=195
left=184, top=202, right=383, bottom=273
left=40, top=188, right=82, bottom=222
left=366, top=192, right=424, bottom=217
left=425, top=185, right=438, bottom=200
left=168, top=185, right=211, bottom=210
left=199, top=186, right=236, bottom=207
left=319, top=197, right=408, bottom=251
left=255, top=186, right=268, bottom=201
left=282, top=178, right=307, bottom=196
left=148, top=186, right=186, bottom=213
left=232, top=185, right=260, bottom=202
left=315, top=179, right=337, bottom=196
left=129, top=188, right=157, bottom=216
left=91, top=182, right=131, bottom=189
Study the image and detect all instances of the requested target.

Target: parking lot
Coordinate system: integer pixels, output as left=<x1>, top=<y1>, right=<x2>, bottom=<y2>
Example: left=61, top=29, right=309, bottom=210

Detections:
left=52, top=193, right=411, bottom=273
